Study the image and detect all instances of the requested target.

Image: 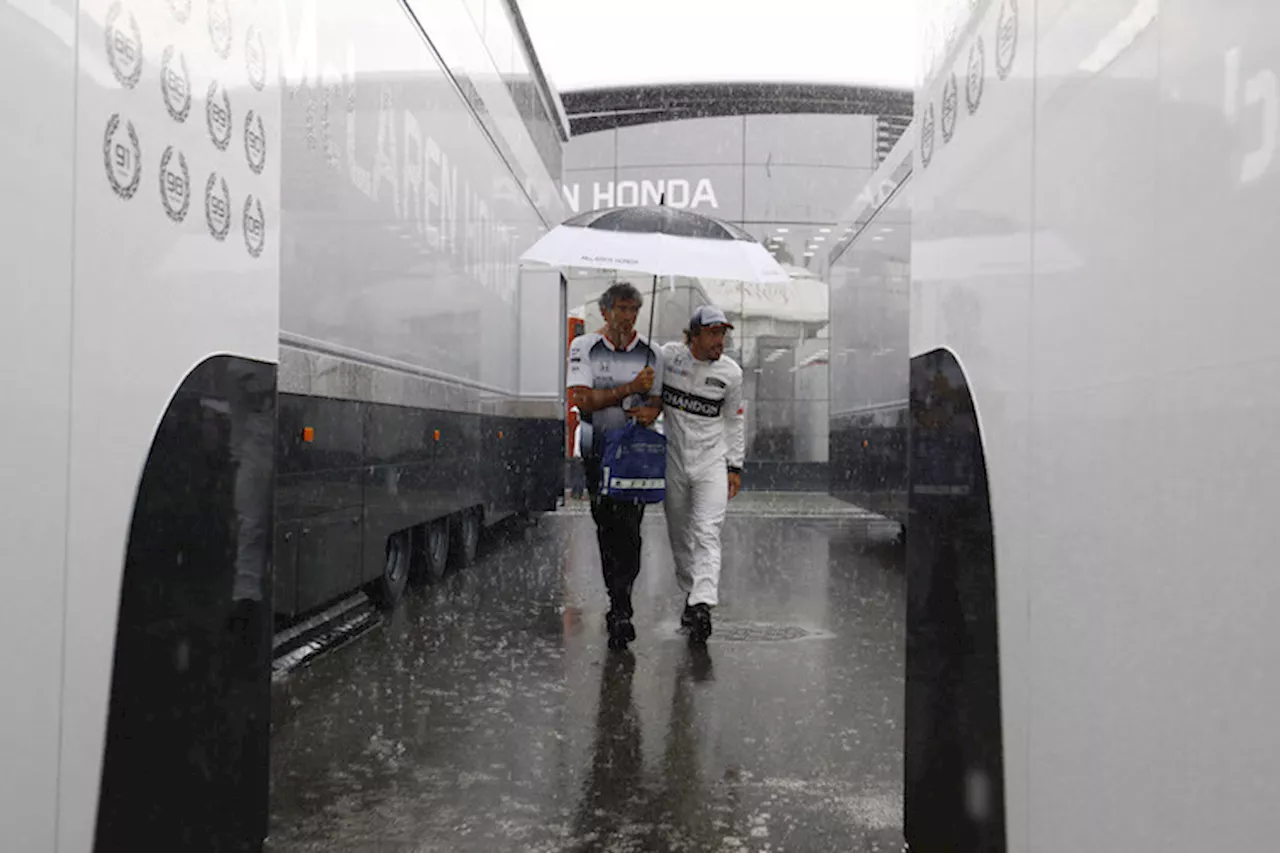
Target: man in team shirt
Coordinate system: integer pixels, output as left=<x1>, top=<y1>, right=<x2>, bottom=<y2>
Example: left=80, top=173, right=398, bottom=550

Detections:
left=565, top=282, right=664, bottom=649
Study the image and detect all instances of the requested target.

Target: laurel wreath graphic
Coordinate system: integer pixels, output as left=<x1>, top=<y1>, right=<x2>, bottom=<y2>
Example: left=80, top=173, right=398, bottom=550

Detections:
left=207, top=81, right=233, bottom=151
left=103, top=113, right=142, bottom=200
left=920, top=105, right=936, bottom=169
left=105, top=3, right=143, bottom=90
left=246, top=26, right=267, bottom=92
left=941, top=74, right=959, bottom=144
left=243, top=195, right=266, bottom=259
left=244, top=110, right=266, bottom=175
left=208, top=0, right=233, bottom=60
left=161, top=46, right=192, bottom=123
left=160, top=146, right=191, bottom=223
left=205, top=173, right=231, bottom=241
left=967, top=38, right=986, bottom=116
left=997, top=0, right=1019, bottom=81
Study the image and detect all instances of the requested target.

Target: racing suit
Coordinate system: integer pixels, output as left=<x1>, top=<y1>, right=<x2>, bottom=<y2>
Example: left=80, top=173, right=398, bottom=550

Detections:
left=658, top=341, right=746, bottom=607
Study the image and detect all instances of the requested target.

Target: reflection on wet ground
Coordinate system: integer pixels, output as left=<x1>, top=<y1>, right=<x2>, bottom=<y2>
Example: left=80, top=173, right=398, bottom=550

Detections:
left=267, top=500, right=906, bottom=852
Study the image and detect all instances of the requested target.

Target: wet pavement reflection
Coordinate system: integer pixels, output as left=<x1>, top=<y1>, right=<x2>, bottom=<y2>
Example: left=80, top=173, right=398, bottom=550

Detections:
left=267, top=502, right=906, bottom=852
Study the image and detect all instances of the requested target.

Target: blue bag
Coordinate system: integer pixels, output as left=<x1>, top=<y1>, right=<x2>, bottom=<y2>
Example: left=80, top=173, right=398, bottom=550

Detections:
left=598, top=421, right=667, bottom=504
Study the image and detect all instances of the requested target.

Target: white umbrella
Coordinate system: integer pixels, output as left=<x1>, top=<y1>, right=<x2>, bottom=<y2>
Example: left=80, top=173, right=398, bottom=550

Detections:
left=520, top=205, right=790, bottom=286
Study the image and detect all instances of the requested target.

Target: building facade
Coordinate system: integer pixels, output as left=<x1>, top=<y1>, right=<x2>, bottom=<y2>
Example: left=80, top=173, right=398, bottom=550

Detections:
left=561, top=83, right=912, bottom=490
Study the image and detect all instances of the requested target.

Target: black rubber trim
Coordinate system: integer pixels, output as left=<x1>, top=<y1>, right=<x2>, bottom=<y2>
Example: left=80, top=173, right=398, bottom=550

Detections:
left=903, top=348, right=1006, bottom=852
left=95, top=355, right=275, bottom=853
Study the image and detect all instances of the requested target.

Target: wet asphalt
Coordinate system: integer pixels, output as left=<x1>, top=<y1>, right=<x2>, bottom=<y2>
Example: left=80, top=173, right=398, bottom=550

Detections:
left=267, top=498, right=906, bottom=853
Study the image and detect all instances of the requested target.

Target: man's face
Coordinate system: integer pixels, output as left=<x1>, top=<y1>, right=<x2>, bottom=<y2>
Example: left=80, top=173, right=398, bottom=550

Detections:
left=691, top=325, right=728, bottom=361
left=601, top=296, right=640, bottom=338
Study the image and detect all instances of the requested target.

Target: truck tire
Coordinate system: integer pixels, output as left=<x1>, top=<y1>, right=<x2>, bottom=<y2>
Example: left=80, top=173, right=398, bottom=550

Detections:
left=450, top=509, right=480, bottom=568
left=369, top=531, right=409, bottom=610
left=418, top=519, right=449, bottom=583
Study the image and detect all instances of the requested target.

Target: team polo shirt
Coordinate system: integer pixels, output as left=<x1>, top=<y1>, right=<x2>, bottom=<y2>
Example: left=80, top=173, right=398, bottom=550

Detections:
left=566, top=331, right=664, bottom=458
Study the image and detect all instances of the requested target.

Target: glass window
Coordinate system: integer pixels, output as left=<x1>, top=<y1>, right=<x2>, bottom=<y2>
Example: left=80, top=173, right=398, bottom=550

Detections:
left=614, top=115, right=745, bottom=168
left=613, top=165, right=746, bottom=221
left=509, top=26, right=530, bottom=78
left=564, top=129, right=617, bottom=171
left=743, top=164, right=872, bottom=224
left=828, top=189, right=910, bottom=417
left=744, top=222, right=843, bottom=270
left=745, top=401, right=828, bottom=463
left=560, top=168, right=617, bottom=215
left=483, top=0, right=514, bottom=76
left=745, top=114, right=877, bottom=169
left=461, top=0, right=486, bottom=36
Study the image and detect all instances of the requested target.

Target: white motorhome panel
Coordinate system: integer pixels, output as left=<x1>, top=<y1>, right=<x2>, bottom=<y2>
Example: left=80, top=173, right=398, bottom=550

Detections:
left=278, top=0, right=557, bottom=397
left=0, top=1, right=76, bottom=850
left=4, top=1, right=566, bottom=850
left=62, top=1, right=282, bottom=851
left=912, top=1, right=1036, bottom=840
left=914, top=0, right=1280, bottom=849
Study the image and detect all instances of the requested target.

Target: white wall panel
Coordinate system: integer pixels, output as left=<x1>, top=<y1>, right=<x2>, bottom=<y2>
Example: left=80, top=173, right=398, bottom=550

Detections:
left=518, top=267, right=563, bottom=398
left=1028, top=2, right=1163, bottom=850
left=0, top=1, right=76, bottom=849
left=913, top=0, right=1036, bottom=847
left=279, top=0, right=561, bottom=399
left=916, top=0, right=1280, bottom=848
left=61, top=2, right=282, bottom=850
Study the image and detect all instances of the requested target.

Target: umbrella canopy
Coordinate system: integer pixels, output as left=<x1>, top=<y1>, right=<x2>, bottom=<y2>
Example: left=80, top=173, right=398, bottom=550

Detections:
left=520, top=205, right=790, bottom=285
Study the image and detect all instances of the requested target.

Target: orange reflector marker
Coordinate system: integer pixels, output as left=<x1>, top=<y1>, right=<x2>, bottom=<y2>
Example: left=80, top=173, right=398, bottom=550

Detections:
left=303, top=427, right=315, bottom=443
left=862, top=439, right=869, bottom=448
left=433, top=429, right=440, bottom=441
left=498, top=430, right=504, bottom=439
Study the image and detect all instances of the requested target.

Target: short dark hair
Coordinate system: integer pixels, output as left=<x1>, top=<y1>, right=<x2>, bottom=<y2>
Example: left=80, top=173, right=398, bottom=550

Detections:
left=599, top=281, right=643, bottom=312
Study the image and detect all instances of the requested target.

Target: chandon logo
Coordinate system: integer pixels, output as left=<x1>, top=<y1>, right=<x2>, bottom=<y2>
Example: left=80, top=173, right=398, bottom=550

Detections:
left=662, top=387, right=723, bottom=418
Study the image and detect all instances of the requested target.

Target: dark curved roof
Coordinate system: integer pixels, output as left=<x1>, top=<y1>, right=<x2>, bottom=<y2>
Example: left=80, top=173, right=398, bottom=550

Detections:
left=560, top=81, right=913, bottom=135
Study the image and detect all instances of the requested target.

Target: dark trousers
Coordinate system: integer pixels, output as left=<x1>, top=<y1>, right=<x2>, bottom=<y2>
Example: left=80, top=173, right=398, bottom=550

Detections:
left=567, top=457, right=587, bottom=498
left=584, top=457, right=646, bottom=619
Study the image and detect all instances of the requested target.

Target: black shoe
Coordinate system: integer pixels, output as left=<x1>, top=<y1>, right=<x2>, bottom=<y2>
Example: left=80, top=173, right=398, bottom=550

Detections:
left=680, top=604, right=696, bottom=630
left=606, top=611, right=636, bottom=650
left=687, top=603, right=712, bottom=645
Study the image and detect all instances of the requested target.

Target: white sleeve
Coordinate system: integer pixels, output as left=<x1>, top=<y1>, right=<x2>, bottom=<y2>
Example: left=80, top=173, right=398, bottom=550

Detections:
left=566, top=336, right=592, bottom=389
left=724, top=370, right=746, bottom=470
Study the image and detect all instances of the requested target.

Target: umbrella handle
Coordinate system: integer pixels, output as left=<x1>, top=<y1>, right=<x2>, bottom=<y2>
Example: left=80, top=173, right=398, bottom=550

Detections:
left=645, top=272, right=657, bottom=367
left=644, top=191, right=664, bottom=368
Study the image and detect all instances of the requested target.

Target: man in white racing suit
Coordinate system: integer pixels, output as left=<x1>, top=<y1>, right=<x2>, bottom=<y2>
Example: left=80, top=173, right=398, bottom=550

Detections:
left=659, top=305, right=746, bottom=643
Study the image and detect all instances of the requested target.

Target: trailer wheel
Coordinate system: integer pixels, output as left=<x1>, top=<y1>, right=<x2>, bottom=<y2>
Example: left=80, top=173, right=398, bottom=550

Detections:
left=369, top=531, right=409, bottom=610
left=409, top=520, right=450, bottom=586
left=451, top=509, right=480, bottom=568
left=422, top=519, right=449, bottom=582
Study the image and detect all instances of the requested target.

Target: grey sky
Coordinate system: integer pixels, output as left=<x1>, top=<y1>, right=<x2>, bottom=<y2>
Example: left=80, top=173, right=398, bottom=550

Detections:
left=519, top=0, right=917, bottom=92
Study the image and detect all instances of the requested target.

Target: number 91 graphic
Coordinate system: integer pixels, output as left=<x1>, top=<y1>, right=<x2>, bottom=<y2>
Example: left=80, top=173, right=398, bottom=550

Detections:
left=103, top=113, right=142, bottom=200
